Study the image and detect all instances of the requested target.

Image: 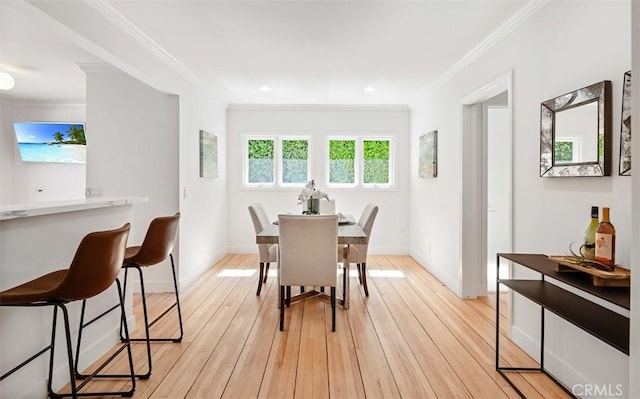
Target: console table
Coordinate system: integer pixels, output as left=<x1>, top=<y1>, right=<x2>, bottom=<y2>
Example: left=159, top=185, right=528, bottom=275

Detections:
left=495, top=253, right=630, bottom=398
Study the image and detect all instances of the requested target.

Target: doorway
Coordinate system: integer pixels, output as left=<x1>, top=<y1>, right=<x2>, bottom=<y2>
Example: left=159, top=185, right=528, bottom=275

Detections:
left=459, top=71, right=513, bottom=298
left=485, top=95, right=510, bottom=291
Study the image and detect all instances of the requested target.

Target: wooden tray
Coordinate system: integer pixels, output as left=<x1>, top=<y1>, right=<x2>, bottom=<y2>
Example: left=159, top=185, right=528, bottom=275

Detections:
left=548, top=255, right=631, bottom=287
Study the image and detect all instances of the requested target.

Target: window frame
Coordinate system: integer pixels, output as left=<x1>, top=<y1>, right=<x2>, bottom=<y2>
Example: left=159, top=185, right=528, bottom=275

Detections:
left=278, top=135, right=312, bottom=187
left=361, top=136, right=394, bottom=188
left=243, top=134, right=312, bottom=188
left=242, top=133, right=395, bottom=190
left=325, top=135, right=395, bottom=189
left=244, top=136, right=276, bottom=187
left=326, top=136, right=359, bottom=188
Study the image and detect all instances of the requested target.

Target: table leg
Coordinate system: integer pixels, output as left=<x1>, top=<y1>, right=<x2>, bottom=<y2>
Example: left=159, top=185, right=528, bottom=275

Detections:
left=343, top=245, right=350, bottom=310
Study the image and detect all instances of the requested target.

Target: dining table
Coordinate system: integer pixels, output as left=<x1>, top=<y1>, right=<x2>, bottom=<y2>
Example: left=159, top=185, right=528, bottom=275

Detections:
left=256, top=214, right=367, bottom=309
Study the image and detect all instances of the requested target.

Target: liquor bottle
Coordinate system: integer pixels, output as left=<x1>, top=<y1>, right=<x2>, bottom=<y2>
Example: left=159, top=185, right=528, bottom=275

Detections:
left=582, top=206, right=598, bottom=259
left=595, top=207, right=616, bottom=270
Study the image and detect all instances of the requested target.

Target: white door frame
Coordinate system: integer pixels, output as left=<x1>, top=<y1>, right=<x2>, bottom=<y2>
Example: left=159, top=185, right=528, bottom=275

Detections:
left=459, top=70, right=513, bottom=298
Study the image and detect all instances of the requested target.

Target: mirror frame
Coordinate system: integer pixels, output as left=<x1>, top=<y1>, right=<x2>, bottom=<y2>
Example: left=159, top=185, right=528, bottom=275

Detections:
left=540, top=80, right=611, bottom=177
left=619, top=71, right=631, bottom=176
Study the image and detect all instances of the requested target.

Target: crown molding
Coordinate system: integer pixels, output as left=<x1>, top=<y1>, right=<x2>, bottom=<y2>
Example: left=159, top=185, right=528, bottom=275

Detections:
left=425, top=0, right=549, bottom=95
left=84, top=0, right=207, bottom=89
left=227, top=103, right=410, bottom=112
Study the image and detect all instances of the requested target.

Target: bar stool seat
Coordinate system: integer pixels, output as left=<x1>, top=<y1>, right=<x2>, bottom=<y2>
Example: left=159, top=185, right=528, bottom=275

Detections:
left=0, top=223, right=135, bottom=399
left=0, top=270, right=67, bottom=302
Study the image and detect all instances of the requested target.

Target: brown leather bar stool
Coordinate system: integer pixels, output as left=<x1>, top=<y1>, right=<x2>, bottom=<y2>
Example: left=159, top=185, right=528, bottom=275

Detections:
left=118, top=212, right=182, bottom=378
left=0, top=224, right=135, bottom=399
left=75, top=213, right=181, bottom=379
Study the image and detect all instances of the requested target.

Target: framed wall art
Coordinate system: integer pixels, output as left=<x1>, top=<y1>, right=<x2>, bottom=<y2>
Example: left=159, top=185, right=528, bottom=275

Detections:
left=199, top=130, right=218, bottom=178
left=619, top=70, right=631, bottom=176
left=419, top=130, right=438, bottom=177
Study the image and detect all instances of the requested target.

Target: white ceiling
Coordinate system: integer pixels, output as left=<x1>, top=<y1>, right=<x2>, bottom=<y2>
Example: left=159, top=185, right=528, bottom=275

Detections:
left=0, top=0, right=534, bottom=105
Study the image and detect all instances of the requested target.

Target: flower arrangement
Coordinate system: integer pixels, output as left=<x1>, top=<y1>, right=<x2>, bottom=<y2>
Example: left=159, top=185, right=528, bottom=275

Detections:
left=298, top=179, right=329, bottom=202
left=298, top=179, right=329, bottom=214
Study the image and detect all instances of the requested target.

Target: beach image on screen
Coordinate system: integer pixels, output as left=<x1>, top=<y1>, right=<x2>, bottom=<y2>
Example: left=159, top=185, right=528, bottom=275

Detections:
left=14, top=122, right=86, bottom=163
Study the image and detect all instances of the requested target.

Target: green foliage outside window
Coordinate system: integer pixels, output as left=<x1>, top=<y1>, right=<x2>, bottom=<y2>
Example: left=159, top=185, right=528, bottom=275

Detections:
left=246, top=136, right=393, bottom=186
left=329, top=140, right=355, bottom=183
left=554, top=141, right=574, bottom=162
left=363, top=140, right=389, bottom=183
left=248, top=139, right=274, bottom=183
left=282, top=140, right=308, bottom=183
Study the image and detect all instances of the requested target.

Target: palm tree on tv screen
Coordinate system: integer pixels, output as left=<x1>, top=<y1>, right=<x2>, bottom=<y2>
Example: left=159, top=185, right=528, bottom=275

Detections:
left=53, top=131, right=64, bottom=143
left=67, top=125, right=86, bottom=145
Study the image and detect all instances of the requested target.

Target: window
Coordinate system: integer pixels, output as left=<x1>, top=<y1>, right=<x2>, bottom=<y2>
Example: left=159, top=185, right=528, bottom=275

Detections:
left=281, top=139, right=309, bottom=184
left=328, top=139, right=356, bottom=184
left=327, top=136, right=393, bottom=187
left=247, top=138, right=275, bottom=184
left=243, top=134, right=393, bottom=189
left=244, top=136, right=310, bottom=187
left=363, top=139, right=390, bottom=184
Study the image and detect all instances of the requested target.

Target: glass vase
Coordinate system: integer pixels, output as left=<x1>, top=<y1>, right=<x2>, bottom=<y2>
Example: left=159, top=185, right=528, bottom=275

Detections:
left=306, top=198, right=320, bottom=214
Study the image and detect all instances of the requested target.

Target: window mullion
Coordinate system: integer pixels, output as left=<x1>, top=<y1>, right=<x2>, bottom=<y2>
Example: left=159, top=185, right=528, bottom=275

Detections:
left=356, top=137, right=362, bottom=187
left=276, top=138, right=282, bottom=186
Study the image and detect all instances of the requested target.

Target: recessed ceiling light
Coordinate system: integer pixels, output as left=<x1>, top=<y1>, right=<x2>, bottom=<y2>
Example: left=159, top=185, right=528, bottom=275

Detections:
left=259, top=85, right=271, bottom=92
left=364, top=86, right=376, bottom=93
left=0, top=72, right=15, bottom=90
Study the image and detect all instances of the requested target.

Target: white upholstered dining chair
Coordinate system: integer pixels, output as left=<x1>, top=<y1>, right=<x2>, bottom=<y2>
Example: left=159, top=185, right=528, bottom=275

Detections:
left=248, top=204, right=278, bottom=295
left=278, top=214, right=339, bottom=331
left=345, top=204, right=379, bottom=296
left=319, top=199, right=336, bottom=215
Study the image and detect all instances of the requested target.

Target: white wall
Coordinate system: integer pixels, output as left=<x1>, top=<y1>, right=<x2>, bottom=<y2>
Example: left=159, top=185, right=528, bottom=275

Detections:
left=19, top=0, right=231, bottom=294
left=0, top=102, right=86, bottom=204
left=410, top=1, right=632, bottom=395
left=177, top=87, right=229, bottom=289
left=81, top=63, right=228, bottom=293
left=82, top=64, right=180, bottom=290
left=227, top=105, right=410, bottom=255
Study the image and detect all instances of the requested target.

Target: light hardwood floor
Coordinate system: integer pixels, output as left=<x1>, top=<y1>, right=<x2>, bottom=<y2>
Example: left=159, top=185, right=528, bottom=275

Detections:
left=70, top=254, right=570, bottom=398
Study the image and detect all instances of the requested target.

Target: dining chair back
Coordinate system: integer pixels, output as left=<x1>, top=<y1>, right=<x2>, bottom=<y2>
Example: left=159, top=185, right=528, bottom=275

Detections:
left=319, top=199, right=336, bottom=215
left=278, top=214, right=338, bottom=331
left=249, top=204, right=278, bottom=295
left=348, top=204, right=379, bottom=296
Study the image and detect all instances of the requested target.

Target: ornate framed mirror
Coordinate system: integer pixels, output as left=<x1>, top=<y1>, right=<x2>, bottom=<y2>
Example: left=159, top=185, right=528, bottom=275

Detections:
left=619, top=71, right=631, bottom=176
left=540, top=80, right=611, bottom=177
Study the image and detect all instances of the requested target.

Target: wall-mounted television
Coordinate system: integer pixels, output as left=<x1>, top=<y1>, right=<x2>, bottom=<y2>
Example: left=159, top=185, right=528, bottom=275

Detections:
left=13, top=122, right=86, bottom=163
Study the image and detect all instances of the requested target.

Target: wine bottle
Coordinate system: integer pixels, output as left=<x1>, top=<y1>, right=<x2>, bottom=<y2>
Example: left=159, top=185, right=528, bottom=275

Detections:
left=595, top=207, right=616, bottom=270
left=582, top=206, right=598, bottom=259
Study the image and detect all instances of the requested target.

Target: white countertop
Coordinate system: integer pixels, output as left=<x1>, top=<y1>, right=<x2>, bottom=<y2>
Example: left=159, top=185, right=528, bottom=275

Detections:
left=0, top=197, right=149, bottom=220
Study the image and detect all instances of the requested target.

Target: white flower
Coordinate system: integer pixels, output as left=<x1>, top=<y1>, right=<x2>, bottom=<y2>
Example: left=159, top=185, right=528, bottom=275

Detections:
left=297, top=179, right=329, bottom=203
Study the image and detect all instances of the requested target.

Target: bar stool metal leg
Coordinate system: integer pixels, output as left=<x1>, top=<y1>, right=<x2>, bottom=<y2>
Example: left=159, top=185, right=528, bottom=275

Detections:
left=69, top=280, right=136, bottom=397
left=74, top=280, right=138, bottom=386
left=48, top=304, right=78, bottom=399
left=118, top=253, right=184, bottom=379
left=122, top=254, right=183, bottom=343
